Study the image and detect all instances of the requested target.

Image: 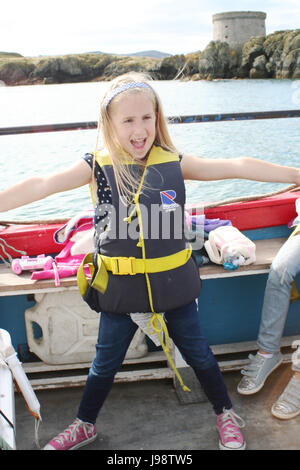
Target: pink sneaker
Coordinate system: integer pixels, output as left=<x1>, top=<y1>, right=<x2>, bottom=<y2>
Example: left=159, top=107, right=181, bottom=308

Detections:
left=217, top=408, right=246, bottom=450
left=43, top=418, right=97, bottom=450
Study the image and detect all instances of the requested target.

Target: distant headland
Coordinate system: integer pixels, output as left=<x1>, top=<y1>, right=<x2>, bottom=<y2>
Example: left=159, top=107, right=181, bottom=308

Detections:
left=0, top=29, right=299, bottom=86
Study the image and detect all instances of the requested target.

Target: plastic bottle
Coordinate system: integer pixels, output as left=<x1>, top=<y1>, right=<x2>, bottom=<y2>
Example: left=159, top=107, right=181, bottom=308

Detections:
left=223, top=249, right=245, bottom=271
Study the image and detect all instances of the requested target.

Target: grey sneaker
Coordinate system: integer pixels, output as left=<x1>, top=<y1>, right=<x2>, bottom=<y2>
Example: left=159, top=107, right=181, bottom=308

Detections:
left=271, top=376, right=300, bottom=420
left=237, top=352, right=282, bottom=395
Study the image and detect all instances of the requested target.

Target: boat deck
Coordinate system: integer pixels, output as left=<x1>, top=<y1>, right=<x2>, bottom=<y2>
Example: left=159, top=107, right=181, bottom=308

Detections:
left=14, top=363, right=300, bottom=451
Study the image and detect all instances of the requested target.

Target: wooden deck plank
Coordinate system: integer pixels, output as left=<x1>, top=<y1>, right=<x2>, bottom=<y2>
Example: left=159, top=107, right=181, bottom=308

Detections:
left=0, top=267, right=77, bottom=295
left=28, top=368, right=174, bottom=391
left=23, top=351, right=166, bottom=374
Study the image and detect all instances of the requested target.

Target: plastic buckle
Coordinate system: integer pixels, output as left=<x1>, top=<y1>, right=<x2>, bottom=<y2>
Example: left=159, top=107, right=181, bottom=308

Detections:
left=114, top=257, right=136, bottom=275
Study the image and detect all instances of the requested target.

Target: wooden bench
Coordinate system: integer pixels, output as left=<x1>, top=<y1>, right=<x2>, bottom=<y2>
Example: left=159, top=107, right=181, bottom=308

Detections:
left=0, top=237, right=287, bottom=295
left=0, top=237, right=293, bottom=391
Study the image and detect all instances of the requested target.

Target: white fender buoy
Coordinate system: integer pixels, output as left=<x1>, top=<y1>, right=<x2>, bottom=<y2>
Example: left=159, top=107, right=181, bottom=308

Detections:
left=0, top=329, right=41, bottom=449
left=0, top=338, right=16, bottom=450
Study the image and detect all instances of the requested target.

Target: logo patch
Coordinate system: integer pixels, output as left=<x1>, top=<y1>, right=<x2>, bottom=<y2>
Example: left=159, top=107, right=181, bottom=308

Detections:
left=160, top=190, right=179, bottom=211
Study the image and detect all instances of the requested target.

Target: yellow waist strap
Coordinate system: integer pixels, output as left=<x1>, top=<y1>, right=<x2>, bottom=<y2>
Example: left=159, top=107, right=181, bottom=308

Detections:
left=77, top=246, right=192, bottom=297
left=77, top=253, right=108, bottom=298
left=101, top=247, right=192, bottom=276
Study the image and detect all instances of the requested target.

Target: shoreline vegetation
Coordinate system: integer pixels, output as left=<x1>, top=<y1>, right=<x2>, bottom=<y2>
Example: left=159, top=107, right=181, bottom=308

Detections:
left=0, top=30, right=299, bottom=86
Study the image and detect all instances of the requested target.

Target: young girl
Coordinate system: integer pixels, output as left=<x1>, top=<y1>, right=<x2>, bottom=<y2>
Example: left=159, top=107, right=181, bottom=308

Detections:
left=1, top=72, right=299, bottom=451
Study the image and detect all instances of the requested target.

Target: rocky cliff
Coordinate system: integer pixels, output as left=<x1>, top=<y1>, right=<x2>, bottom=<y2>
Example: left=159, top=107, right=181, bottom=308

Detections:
left=0, top=29, right=299, bottom=86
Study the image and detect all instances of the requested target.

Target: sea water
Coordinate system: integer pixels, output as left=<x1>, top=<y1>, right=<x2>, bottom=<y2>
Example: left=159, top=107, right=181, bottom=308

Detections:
left=0, top=78, right=299, bottom=221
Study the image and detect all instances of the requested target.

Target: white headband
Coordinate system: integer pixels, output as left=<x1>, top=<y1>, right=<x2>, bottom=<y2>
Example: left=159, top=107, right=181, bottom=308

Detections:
left=104, top=81, right=153, bottom=108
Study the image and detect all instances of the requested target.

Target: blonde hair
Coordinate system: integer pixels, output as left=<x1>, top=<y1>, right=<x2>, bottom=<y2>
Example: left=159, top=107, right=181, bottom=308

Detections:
left=92, top=72, right=177, bottom=204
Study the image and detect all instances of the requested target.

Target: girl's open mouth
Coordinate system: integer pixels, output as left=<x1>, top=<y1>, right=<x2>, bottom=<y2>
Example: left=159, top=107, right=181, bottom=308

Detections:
left=131, top=138, right=147, bottom=150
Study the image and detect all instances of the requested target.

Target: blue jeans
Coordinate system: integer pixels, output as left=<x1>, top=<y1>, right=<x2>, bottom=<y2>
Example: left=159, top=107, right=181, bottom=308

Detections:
left=77, top=301, right=232, bottom=424
left=257, top=233, right=300, bottom=359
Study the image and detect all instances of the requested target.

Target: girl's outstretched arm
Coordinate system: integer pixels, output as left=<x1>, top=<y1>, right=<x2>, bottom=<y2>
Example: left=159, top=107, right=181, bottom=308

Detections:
left=181, top=154, right=300, bottom=186
left=0, top=159, right=92, bottom=213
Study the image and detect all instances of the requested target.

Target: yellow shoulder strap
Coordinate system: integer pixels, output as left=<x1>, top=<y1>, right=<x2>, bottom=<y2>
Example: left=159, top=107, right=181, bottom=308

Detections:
left=147, top=146, right=179, bottom=165
left=291, top=281, right=300, bottom=303
left=288, top=225, right=300, bottom=301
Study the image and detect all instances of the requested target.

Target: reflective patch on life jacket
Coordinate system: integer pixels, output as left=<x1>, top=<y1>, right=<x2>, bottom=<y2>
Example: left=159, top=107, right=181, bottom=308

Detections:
left=160, top=190, right=179, bottom=212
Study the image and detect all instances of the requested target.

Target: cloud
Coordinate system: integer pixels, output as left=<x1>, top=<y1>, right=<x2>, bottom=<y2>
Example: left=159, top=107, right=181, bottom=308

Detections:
left=0, top=0, right=299, bottom=56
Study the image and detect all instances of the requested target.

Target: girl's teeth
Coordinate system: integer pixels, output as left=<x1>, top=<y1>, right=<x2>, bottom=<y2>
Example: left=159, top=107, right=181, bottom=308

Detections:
left=132, top=139, right=145, bottom=148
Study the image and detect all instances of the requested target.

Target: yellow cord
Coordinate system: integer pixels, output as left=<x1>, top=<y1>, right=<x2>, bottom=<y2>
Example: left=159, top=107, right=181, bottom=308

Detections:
left=123, top=205, right=137, bottom=224
left=147, top=313, right=191, bottom=392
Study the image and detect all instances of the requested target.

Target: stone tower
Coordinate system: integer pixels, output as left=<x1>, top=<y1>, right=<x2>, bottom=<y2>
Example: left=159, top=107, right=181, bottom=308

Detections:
left=212, top=11, right=266, bottom=51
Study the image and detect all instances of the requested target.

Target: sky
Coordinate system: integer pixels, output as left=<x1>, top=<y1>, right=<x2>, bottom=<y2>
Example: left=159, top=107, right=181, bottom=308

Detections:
left=0, top=0, right=299, bottom=57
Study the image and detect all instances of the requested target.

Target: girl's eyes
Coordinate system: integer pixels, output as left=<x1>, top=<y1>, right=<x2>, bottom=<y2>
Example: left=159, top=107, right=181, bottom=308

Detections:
left=123, top=115, right=153, bottom=124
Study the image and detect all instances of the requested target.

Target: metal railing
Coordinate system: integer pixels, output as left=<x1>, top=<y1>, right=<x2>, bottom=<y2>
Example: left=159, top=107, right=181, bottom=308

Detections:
left=0, top=109, right=299, bottom=136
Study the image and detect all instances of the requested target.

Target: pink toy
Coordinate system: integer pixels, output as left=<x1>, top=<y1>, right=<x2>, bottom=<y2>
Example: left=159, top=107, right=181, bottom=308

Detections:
left=30, top=212, right=94, bottom=287
left=11, top=255, right=53, bottom=275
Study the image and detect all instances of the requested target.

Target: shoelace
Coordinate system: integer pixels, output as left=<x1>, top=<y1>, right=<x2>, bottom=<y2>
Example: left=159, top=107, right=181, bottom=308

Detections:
left=53, top=419, right=93, bottom=446
left=218, top=408, right=245, bottom=440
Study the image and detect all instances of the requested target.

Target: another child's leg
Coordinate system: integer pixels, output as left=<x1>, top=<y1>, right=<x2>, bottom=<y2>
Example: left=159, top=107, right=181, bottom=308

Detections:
left=238, top=235, right=300, bottom=396
left=257, top=234, right=300, bottom=354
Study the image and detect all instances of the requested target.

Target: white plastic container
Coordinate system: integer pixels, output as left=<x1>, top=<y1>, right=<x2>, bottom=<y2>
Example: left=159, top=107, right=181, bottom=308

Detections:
left=25, top=290, right=100, bottom=365
left=25, top=290, right=148, bottom=364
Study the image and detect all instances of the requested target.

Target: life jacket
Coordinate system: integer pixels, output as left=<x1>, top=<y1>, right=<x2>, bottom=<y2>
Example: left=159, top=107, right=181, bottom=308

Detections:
left=77, top=145, right=201, bottom=315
